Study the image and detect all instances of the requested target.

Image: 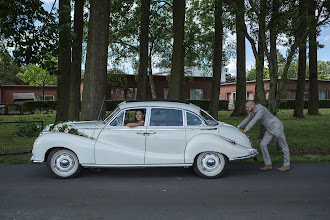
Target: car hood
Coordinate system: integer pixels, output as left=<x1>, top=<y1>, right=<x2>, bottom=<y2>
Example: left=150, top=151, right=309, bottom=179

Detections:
left=42, top=120, right=105, bottom=139
left=218, top=122, right=252, bottom=148
left=64, top=120, right=105, bottom=129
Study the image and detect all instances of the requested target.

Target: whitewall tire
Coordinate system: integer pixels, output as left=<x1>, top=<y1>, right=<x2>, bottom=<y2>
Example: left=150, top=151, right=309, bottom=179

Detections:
left=47, top=149, right=81, bottom=178
left=193, top=152, right=227, bottom=179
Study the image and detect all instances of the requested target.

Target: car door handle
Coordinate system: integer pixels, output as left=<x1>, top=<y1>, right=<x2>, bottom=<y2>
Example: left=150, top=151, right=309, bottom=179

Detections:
left=147, top=131, right=156, bottom=134
left=136, top=131, right=146, bottom=135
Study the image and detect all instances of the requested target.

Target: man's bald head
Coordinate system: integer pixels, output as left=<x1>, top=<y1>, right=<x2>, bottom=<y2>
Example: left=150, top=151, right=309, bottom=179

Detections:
left=246, top=101, right=256, bottom=112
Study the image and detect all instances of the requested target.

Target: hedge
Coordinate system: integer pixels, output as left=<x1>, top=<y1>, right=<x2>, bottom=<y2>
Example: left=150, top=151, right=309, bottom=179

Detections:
left=20, top=99, right=329, bottom=113
left=105, top=99, right=229, bottom=111
left=23, top=100, right=57, bottom=113
left=279, top=99, right=330, bottom=109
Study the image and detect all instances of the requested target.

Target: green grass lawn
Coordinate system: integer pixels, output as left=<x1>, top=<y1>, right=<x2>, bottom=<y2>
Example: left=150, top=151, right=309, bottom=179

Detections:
left=0, top=109, right=329, bottom=164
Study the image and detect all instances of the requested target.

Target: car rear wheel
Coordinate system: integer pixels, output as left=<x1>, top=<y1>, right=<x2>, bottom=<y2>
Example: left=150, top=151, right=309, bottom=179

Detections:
left=47, top=149, right=81, bottom=178
left=194, top=152, right=227, bottom=179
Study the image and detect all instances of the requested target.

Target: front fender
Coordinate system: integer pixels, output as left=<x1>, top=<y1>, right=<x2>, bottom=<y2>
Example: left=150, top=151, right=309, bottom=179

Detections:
left=32, top=132, right=96, bottom=164
left=184, top=133, right=252, bottom=164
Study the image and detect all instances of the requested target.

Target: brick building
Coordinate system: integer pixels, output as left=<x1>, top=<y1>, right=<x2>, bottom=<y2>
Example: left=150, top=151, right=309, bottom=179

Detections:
left=220, top=79, right=330, bottom=105
left=0, top=84, right=57, bottom=104
left=0, top=75, right=213, bottom=104
left=105, top=75, right=213, bottom=100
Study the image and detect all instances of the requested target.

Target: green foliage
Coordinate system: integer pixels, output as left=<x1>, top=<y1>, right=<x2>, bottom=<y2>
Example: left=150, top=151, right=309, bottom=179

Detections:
left=0, top=48, right=23, bottom=84
left=22, top=101, right=57, bottom=114
left=278, top=99, right=330, bottom=109
left=106, top=100, right=125, bottom=111
left=246, top=68, right=270, bottom=81
left=0, top=0, right=58, bottom=64
left=186, top=99, right=229, bottom=111
left=16, top=123, right=41, bottom=137
left=17, top=64, right=57, bottom=87
left=107, top=69, right=128, bottom=88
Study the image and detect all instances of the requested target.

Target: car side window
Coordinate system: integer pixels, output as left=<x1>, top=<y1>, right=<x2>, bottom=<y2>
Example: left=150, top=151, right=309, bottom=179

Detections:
left=186, top=112, right=203, bottom=126
left=150, top=108, right=183, bottom=126
left=110, top=112, right=124, bottom=126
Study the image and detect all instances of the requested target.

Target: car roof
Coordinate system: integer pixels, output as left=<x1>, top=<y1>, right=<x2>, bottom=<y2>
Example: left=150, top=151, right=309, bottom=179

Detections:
left=118, top=100, right=202, bottom=114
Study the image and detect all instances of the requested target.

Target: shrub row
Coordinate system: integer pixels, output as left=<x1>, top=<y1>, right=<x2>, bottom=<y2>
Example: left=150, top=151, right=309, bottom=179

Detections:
left=279, top=99, right=330, bottom=109
left=22, top=101, right=57, bottom=114
left=105, top=99, right=229, bottom=111
left=20, top=99, right=329, bottom=114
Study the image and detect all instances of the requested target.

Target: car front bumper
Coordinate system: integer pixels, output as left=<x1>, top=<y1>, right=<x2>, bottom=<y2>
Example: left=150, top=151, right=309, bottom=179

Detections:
left=229, top=148, right=259, bottom=162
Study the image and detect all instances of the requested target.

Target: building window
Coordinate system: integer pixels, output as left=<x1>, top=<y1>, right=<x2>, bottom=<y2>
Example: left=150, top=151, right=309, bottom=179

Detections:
left=319, top=90, right=328, bottom=100
left=246, top=92, right=254, bottom=100
left=190, top=89, right=203, bottom=100
left=304, top=90, right=309, bottom=99
left=125, top=88, right=137, bottom=100
left=35, top=95, right=54, bottom=101
left=226, top=92, right=236, bottom=104
left=164, top=88, right=168, bottom=99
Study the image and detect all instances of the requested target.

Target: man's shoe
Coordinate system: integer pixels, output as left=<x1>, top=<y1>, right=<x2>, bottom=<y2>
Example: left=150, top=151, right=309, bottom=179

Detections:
left=277, top=166, right=290, bottom=171
left=259, top=165, right=272, bottom=171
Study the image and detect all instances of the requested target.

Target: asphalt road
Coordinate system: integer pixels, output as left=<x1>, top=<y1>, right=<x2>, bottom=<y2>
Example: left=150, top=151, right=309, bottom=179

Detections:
left=0, top=163, right=329, bottom=220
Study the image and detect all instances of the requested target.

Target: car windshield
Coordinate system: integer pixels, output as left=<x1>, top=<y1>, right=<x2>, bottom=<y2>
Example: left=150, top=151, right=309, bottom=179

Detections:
left=103, top=107, right=120, bottom=124
left=200, top=110, right=218, bottom=126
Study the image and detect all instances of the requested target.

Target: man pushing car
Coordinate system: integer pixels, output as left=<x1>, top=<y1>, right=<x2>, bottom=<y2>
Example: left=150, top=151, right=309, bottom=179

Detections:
left=237, top=101, right=290, bottom=171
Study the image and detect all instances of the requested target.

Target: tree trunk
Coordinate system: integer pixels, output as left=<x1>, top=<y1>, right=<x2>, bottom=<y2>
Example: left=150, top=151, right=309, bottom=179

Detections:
left=81, top=0, right=110, bottom=121
left=231, top=0, right=247, bottom=117
left=168, top=0, right=185, bottom=101
left=267, top=0, right=279, bottom=114
left=254, top=0, right=266, bottom=106
left=148, top=55, right=157, bottom=99
left=69, top=0, right=84, bottom=121
left=136, top=0, right=150, bottom=100
left=56, top=0, right=71, bottom=123
left=307, top=0, right=319, bottom=115
left=209, top=0, right=223, bottom=120
left=293, top=0, right=307, bottom=118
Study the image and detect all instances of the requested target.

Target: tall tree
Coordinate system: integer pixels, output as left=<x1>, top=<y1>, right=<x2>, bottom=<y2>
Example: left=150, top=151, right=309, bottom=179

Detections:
left=209, top=0, right=223, bottom=119
left=81, top=0, right=110, bottom=120
left=231, top=0, right=247, bottom=117
left=308, top=0, right=319, bottom=115
left=293, top=0, right=307, bottom=118
left=56, top=0, right=72, bottom=123
left=136, top=0, right=150, bottom=100
left=68, top=0, right=85, bottom=121
left=254, top=0, right=267, bottom=105
left=168, top=0, right=185, bottom=101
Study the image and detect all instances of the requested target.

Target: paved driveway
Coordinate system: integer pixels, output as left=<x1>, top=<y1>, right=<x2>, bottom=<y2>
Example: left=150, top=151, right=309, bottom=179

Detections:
left=0, top=163, right=329, bottom=220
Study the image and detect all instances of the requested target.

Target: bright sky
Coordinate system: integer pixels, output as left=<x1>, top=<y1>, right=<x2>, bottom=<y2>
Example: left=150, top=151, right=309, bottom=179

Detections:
left=41, top=0, right=330, bottom=76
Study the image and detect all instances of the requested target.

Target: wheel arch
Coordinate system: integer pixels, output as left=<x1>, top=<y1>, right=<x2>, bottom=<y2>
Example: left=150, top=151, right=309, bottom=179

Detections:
left=184, top=133, right=244, bottom=164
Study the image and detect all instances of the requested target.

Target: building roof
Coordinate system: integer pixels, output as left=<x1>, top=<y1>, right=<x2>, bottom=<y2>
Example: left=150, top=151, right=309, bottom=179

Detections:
left=220, top=78, right=330, bottom=85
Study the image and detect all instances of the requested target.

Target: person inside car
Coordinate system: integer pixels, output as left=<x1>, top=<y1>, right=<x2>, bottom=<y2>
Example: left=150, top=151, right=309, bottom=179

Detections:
left=126, top=109, right=145, bottom=127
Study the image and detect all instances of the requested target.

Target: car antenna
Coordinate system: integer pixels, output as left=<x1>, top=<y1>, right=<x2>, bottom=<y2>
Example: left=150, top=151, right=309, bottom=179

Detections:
left=97, top=96, right=106, bottom=121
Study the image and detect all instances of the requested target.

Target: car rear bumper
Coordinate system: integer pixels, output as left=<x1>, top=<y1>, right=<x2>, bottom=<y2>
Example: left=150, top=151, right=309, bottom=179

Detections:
left=30, top=155, right=44, bottom=164
left=229, top=148, right=259, bottom=162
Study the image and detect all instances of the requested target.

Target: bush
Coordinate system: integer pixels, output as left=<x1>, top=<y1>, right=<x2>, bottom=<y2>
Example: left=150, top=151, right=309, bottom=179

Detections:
left=105, top=99, right=229, bottom=111
left=279, top=99, right=330, bottom=109
left=23, top=101, right=57, bottom=114
left=186, top=99, right=229, bottom=111
left=16, top=122, right=41, bottom=137
left=106, top=100, right=125, bottom=111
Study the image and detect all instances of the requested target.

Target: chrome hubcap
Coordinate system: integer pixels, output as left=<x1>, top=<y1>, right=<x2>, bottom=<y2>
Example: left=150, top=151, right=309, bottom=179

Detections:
left=54, top=153, right=75, bottom=173
left=201, top=153, right=221, bottom=173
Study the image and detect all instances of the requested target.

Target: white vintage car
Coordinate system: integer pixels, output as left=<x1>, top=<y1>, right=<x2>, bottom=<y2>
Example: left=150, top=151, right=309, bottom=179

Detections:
left=31, top=100, right=258, bottom=179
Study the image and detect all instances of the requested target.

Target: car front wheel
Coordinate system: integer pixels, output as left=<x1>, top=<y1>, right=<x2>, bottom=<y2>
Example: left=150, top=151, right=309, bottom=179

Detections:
left=47, top=149, right=81, bottom=178
left=194, top=152, right=227, bottom=179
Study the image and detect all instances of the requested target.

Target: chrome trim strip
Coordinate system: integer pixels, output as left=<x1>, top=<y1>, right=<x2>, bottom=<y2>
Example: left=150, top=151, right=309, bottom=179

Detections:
left=229, top=149, right=259, bottom=162
left=81, top=163, right=193, bottom=168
